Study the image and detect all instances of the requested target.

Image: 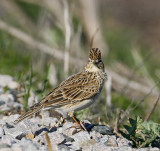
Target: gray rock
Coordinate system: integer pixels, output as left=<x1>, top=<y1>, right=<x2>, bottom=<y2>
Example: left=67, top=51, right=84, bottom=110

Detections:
left=0, top=94, right=15, bottom=111
left=61, top=121, right=77, bottom=136
left=38, top=145, right=48, bottom=151
left=20, top=138, right=39, bottom=151
left=71, top=131, right=90, bottom=144
left=3, top=121, right=33, bottom=140
left=0, top=75, right=13, bottom=88
left=8, top=81, right=19, bottom=89
left=58, top=144, right=70, bottom=151
left=0, top=101, right=5, bottom=106
left=90, top=131, right=103, bottom=142
left=79, top=139, right=97, bottom=149
left=0, top=148, right=12, bottom=151
left=12, top=146, right=23, bottom=151
left=28, top=91, right=39, bottom=107
left=104, top=147, right=133, bottom=151
left=1, top=135, right=19, bottom=145
left=0, top=127, right=5, bottom=136
left=116, top=136, right=132, bottom=147
left=70, top=131, right=92, bottom=150
left=48, top=132, right=66, bottom=144
left=19, top=119, right=40, bottom=134
left=100, top=135, right=109, bottom=146
left=0, top=87, right=4, bottom=94
left=138, top=148, right=159, bottom=151
left=63, top=134, right=74, bottom=142
left=87, top=142, right=109, bottom=151
left=4, top=123, right=14, bottom=129
left=68, top=141, right=82, bottom=151
left=33, top=135, right=46, bottom=146
left=3, top=127, right=26, bottom=140
left=107, top=135, right=118, bottom=147
left=0, top=94, right=14, bottom=103
left=3, top=114, right=20, bottom=123
left=43, top=117, right=58, bottom=127
left=0, top=143, right=10, bottom=149
left=91, top=125, right=113, bottom=135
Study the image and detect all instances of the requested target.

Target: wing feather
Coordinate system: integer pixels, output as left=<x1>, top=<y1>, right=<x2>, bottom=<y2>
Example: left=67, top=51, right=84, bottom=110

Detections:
left=40, top=71, right=100, bottom=109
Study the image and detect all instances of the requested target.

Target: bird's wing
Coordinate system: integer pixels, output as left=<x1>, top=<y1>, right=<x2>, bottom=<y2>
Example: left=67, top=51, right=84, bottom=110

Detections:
left=39, top=71, right=100, bottom=108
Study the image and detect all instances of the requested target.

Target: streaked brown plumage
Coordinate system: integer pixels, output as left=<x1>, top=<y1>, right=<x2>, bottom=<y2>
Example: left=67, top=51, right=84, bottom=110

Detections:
left=14, top=48, right=107, bottom=125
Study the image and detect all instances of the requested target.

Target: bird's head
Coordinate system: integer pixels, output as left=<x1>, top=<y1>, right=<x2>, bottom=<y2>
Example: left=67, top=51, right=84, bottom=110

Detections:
left=85, top=48, right=104, bottom=72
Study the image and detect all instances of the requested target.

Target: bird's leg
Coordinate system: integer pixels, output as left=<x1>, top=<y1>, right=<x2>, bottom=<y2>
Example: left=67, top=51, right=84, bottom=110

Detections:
left=68, top=111, right=87, bottom=131
left=41, top=108, right=44, bottom=126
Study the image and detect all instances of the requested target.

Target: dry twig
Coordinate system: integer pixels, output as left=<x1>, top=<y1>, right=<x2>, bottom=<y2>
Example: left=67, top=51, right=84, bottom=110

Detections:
left=62, top=0, right=71, bottom=77
left=105, top=74, right=112, bottom=107
left=45, top=133, right=53, bottom=151
left=144, top=94, right=160, bottom=121
left=1, top=0, right=35, bottom=32
left=114, top=110, right=122, bottom=134
left=79, top=0, right=108, bottom=55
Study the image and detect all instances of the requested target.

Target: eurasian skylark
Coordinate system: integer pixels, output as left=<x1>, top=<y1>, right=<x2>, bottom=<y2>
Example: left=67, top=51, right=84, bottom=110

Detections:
left=14, top=48, right=107, bottom=129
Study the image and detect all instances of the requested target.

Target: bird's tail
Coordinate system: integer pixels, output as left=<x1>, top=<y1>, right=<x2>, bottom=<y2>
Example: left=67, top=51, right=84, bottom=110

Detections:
left=14, top=104, right=43, bottom=124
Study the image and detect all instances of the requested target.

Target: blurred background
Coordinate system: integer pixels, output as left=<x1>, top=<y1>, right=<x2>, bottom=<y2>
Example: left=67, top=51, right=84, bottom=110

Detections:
left=0, top=0, right=160, bottom=128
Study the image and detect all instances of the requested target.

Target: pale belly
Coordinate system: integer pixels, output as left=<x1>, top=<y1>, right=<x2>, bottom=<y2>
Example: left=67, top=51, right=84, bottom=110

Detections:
left=65, top=98, right=95, bottom=112
left=55, top=92, right=101, bottom=118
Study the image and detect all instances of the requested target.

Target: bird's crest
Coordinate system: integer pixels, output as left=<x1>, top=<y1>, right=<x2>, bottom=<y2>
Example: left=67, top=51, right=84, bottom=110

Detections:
left=89, top=48, right=101, bottom=61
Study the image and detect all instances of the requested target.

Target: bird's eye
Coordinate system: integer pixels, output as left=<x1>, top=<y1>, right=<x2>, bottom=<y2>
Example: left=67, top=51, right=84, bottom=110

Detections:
left=98, top=59, right=102, bottom=63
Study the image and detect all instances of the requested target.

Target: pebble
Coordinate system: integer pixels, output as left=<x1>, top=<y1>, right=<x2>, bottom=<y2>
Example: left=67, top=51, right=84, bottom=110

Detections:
left=91, top=125, right=114, bottom=135
left=63, top=134, right=74, bottom=142
left=48, top=132, right=66, bottom=144
left=62, top=122, right=77, bottom=136
left=58, top=144, right=70, bottom=151
left=8, top=81, right=19, bottom=89
left=0, top=148, right=12, bottom=151
left=20, top=138, right=39, bottom=151
left=0, top=143, right=10, bottom=149
left=0, top=87, right=4, bottom=94
left=3, top=126, right=26, bottom=140
left=71, top=131, right=90, bottom=144
left=0, top=127, right=5, bottom=136
left=0, top=75, right=13, bottom=88
left=0, top=94, right=17, bottom=112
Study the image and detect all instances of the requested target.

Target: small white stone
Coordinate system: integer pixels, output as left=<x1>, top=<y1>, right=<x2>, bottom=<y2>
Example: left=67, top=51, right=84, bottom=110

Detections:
left=12, top=146, right=23, bottom=151
left=90, top=142, right=109, bottom=151
left=0, top=127, right=5, bottom=136
left=0, top=87, right=4, bottom=94
left=90, top=131, right=102, bottom=142
left=28, top=91, right=39, bottom=107
left=0, top=75, right=13, bottom=88
left=100, top=135, right=109, bottom=144
left=3, top=114, right=20, bottom=123
left=0, top=94, right=14, bottom=103
left=8, top=81, right=19, bottom=89
left=0, top=148, right=12, bottom=151
left=62, top=121, right=77, bottom=136
left=48, top=132, right=65, bottom=144
left=71, top=131, right=90, bottom=144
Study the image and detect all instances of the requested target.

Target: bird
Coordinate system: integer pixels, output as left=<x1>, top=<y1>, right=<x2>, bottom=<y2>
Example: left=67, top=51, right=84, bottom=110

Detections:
left=14, top=48, right=107, bottom=130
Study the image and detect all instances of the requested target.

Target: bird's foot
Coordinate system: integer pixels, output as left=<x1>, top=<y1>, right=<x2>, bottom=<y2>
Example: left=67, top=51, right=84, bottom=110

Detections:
left=54, top=117, right=65, bottom=128
left=71, top=116, right=87, bottom=131
left=68, top=111, right=87, bottom=131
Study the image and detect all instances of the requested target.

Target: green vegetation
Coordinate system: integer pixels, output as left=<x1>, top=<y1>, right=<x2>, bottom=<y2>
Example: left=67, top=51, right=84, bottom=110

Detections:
left=105, top=29, right=135, bottom=67
left=121, top=116, right=160, bottom=148
left=0, top=34, right=30, bottom=77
